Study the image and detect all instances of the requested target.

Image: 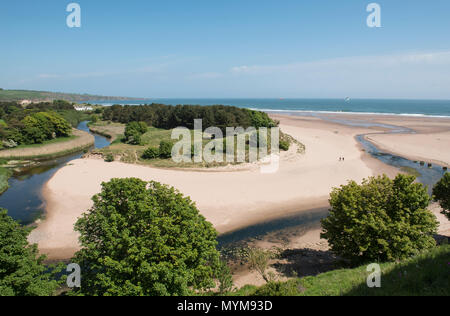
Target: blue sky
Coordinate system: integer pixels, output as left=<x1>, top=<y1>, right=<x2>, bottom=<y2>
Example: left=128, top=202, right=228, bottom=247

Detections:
left=1, top=0, right=450, bottom=99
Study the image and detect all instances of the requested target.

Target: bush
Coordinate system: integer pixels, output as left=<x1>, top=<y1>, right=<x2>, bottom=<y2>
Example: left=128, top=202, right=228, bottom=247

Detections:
left=124, top=121, right=147, bottom=145
left=159, top=140, right=173, bottom=159
left=321, top=174, right=438, bottom=263
left=279, top=140, right=290, bottom=151
left=104, top=154, right=114, bottom=162
left=142, top=147, right=160, bottom=160
left=251, top=280, right=301, bottom=296
left=433, top=173, right=450, bottom=220
left=71, top=178, right=220, bottom=296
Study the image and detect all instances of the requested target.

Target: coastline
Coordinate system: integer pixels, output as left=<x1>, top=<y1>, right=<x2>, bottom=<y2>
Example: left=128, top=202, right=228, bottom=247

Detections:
left=29, top=113, right=401, bottom=260
left=27, top=112, right=450, bottom=263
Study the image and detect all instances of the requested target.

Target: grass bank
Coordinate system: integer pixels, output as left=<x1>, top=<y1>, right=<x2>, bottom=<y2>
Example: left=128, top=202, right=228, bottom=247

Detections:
left=233, top=244, right=450, bottom=296
left=0, top=130, right=94, bottom=161
left=0, top=167, right=12, bottom=194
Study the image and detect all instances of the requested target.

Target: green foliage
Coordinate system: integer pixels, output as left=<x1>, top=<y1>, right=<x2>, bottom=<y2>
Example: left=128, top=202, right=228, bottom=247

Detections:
left=215, top=260, right=234, bottom=295
left=321, top=174, right=438, bottom=264
left=104, top=154, right=114, bottom=162
left=0, top=167, right=11, bottom=194
left=90, top=115, right=98, bottom=123
left=0, top=209, right=60, bottom=296
left=0, top=102, right=74, bottom=146
left=251, top=280, right=301, bottom=296
left=159, top=140, right=174, bottom=159
left=234, top=245, right=450, bottom=296
left=245, top=109, right=277, bottom=128
left=433, top=173, right=450, bottom=220
left=103, top=104, right=276, bottom=131
left=142, top=147, right=160, bottom=160
left=124, top=121, right=147, bottom=145
left=20, top=112, right=72, bottom=144
left=242, top=248, right=276, bottom=283
left=279, top=140, right=290, bottom=151
left=71, top=178, right=220, bottom=296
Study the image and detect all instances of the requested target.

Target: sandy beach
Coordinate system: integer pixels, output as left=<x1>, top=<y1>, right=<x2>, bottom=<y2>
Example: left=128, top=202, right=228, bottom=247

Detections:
left=29, top=114, right=450, bottom=261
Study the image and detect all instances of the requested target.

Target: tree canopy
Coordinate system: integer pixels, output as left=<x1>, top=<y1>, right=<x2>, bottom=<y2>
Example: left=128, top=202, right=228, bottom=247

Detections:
left=433, top=172, right=450, bottom=220
left=0, top=209, right=60, bottom=296
left=71, top=178, right=221, bottom=296
left=0, top=101, right=78, bottom=146
left=321, top=174, right=438, bottom=263
left=103, top=103, right=276, bottom=131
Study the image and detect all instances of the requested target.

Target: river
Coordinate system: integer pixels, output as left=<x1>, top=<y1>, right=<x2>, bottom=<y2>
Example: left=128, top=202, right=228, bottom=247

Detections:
left=0, top=121, right=110, bottom=225
left=0, top=118, right=445, bottom=246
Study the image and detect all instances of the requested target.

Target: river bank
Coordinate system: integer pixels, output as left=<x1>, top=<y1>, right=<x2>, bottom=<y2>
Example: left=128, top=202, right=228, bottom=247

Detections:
left=0, top=129, right=94, bottom=160
left=0, top=122, right=110, bottom=225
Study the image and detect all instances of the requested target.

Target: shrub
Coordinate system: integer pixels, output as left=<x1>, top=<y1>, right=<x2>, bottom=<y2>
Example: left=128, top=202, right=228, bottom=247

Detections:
left=321, top=174, right=438, bottom=263
left=279, top=140, right=290, bottom=151
left=142, top=147, right=160, bottom=160
left=159, top=140, right=173, bottom=159
left=242, top=248, right=276, bottom=283
left=71, top=178, right=221, bottom=296
left=126, top=130, right=142, bottom=145
left=104, top=154, right=114, bottom=162
left=433, top=173, right=450, bottom=220
left=124, top=121, right=147, bottom=145
left=251, top=280, right=301, bottom=296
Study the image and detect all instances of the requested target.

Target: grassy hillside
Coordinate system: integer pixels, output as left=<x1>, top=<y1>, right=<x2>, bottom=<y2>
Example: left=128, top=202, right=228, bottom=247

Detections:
left=233, top=244, right=450, bottom=296
left=0, top=89, right=140, bottom=102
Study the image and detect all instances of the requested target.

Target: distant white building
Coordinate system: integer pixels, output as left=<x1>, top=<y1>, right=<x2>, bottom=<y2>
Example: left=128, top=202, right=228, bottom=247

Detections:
left=19, top=100, right=33, bottom=106
left=75, top=106, right=93, bottom=111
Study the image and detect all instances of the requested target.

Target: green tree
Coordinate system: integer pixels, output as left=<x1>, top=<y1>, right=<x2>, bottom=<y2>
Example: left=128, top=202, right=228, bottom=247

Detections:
left=39, top=112, right=72, bottom=137
left=321, top=174, right=438, bottom=263
left=72, top=178, right=220, bottom=296
left=433, top=173, right=450, bottom=220
left=21, top=116, right=47, bottom=144
left=0, top=209, right=60, bottom=296
left=124, top=121, right=146, bottom=145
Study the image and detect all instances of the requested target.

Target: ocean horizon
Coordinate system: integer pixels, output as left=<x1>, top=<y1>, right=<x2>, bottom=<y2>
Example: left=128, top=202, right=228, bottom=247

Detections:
left=89, top=98, right=450, bottom=118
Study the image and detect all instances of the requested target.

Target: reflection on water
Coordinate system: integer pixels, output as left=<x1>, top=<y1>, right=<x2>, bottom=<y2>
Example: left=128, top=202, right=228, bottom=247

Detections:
left=0, top=121, right=110, bottom=225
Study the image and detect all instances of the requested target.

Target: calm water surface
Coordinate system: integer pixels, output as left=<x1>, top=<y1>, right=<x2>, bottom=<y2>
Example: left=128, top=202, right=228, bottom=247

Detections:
left=0, top=121, right=110, bottom=224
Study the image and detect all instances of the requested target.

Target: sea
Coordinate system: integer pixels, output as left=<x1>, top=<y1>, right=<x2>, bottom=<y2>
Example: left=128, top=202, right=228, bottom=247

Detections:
left=89, top=98, right=450, bottom=118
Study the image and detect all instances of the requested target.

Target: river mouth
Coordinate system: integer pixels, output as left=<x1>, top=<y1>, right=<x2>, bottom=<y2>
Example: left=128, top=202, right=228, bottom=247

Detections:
left=215, top=112, right=448, bottom=248
left=1, top=116, right=446, bottom=247
left=0, top=121, right=110, bottom=225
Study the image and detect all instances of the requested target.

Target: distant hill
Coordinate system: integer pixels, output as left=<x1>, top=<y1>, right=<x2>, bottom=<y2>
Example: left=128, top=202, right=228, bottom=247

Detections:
left=0, top=89, right=142, bottom=103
